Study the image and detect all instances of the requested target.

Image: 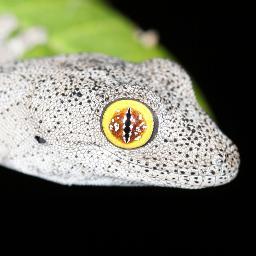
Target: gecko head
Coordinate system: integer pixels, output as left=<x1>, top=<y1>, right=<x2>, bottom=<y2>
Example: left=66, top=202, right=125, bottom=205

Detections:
left=94, top=58, right=240, bottom=188
left=97, top=98, right=240, bottom=188
left=28, top=54, right=239, bottom=188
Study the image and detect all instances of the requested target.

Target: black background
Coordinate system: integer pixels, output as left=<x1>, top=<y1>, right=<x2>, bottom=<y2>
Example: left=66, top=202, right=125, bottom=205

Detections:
left=0, top=0, right=253, bottom=249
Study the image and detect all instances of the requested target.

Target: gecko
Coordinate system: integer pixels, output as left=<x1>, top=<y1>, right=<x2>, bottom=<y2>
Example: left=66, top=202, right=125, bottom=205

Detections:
left=0, top=15, right=240, bottom=189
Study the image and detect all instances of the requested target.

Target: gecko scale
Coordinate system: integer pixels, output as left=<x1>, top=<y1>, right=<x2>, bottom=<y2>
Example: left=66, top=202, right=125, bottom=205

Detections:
left=0, top=15, right=239, bottom=188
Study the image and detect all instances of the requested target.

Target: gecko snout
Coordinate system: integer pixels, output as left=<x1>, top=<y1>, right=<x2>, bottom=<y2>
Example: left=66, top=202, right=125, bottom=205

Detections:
left=209, top=139, right=240, bottom=186
left=223, top=143, right=240, bottom=178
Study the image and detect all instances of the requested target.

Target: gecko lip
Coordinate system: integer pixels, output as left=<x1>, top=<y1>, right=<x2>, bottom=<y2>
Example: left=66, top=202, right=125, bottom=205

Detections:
left=94, top=142, right=239, bottom=188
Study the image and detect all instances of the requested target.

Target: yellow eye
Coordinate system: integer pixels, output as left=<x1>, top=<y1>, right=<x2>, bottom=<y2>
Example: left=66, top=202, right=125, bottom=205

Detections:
left=102, top=99, right=156, bottom=149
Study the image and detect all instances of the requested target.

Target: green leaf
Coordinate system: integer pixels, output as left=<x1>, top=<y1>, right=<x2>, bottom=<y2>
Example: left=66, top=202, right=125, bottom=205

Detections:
left=0, top=0, right=213, bottom=117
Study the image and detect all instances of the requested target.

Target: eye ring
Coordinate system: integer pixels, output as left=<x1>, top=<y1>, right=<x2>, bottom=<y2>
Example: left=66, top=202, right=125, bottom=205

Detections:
left=101, top=99, right=157, bottom=149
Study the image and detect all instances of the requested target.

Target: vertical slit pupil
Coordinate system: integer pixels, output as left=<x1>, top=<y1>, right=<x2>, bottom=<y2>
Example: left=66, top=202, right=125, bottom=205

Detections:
left=124, top=108, right=131, bottom=143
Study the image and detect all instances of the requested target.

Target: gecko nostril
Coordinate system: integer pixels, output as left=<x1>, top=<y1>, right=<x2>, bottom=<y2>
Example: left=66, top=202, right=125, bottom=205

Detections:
left=226, top=147, right=240, bottom=169
left=212, top=154, right=225, bottom=167
left=34, top=136, right=47, bottom=144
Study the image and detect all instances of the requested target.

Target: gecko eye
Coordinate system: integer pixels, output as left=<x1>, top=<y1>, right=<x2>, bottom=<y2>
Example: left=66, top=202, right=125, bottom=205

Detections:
left=101, top=99, right=156, bottom=149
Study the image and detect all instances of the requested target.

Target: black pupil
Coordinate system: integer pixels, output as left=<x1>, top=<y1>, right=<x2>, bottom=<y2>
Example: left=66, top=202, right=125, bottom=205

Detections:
left=124, top=108, right=131, bottom=143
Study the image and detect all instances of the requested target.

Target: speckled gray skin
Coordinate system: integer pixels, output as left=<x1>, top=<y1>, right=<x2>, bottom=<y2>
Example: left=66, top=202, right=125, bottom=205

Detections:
left=0, top=53, right=240, bottom=188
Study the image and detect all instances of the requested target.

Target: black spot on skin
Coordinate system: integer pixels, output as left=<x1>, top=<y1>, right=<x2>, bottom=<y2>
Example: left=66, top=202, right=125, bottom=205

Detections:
left=34, top=136, right=46, bottom=144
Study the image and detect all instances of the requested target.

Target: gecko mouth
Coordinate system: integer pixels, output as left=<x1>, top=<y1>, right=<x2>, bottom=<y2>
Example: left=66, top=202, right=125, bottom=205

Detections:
left=52, top=139, right=239, bottom=181
left=48, top=133, right=239, bottom=187
left=92, top=143, right=239, bottom=184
